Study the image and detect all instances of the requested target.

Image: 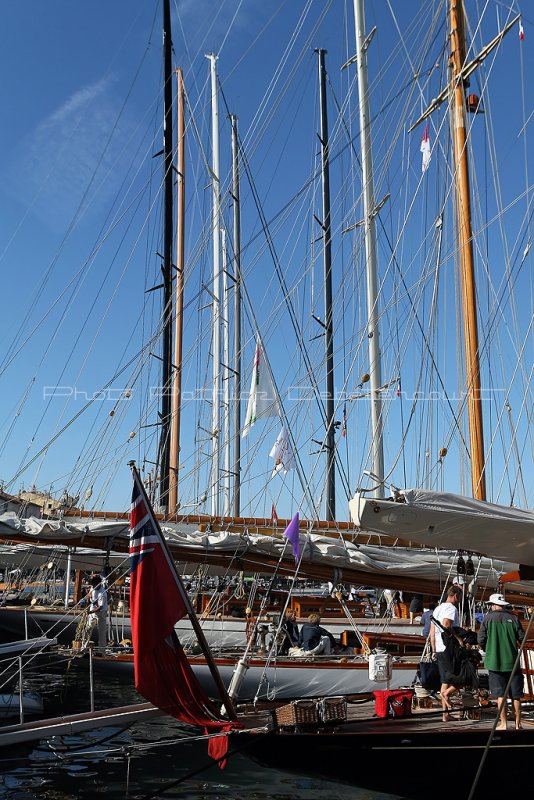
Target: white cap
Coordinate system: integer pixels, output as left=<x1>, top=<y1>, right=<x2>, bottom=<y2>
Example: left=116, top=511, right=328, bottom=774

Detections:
left=488, top=593, right=510, bottom=607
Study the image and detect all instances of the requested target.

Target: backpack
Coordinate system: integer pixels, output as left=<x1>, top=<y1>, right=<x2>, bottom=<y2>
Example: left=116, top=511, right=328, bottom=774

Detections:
left=442, top=628, right=478, bottom=688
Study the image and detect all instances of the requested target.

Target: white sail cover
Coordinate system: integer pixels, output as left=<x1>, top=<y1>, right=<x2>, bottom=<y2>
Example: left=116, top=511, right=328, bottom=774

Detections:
left=0, top=543, right=126, bottom=572
left=351, top=489, right=534, bottom=567
left=0, top=512, right=130, bottom=540
left=0, top=510, right=528, bottom=593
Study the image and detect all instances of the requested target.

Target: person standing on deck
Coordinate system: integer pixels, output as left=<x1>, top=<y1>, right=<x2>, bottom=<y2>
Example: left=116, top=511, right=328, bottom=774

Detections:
left=88, top=575, right=108, bottom=648
left=478, top=593, right=524, bottom=730
left=430, top=585, right=462, bottom=721
left=409, top=593, right=424, bottom=624
left=420, top=602, right=437, bottom=637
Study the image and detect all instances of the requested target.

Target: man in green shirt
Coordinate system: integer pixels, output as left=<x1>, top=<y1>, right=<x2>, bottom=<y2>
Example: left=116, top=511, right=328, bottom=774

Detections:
left=478, top=593, right=524, bottom=730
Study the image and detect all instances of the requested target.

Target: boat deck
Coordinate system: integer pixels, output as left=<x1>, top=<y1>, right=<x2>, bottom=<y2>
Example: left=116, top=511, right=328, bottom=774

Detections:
left=236, top=694, right=534, bottom=736
left=235, top=697, right=534, bottom=798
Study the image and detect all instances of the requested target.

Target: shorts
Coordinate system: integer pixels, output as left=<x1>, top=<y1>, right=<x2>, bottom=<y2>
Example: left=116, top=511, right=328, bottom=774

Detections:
left=436, top=651, right=450, bottom=684
left=488, top=669, right=524, bottom=700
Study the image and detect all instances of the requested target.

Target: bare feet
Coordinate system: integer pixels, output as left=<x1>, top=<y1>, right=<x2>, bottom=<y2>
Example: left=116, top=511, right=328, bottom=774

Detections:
left=496, top=723, right=507, bottom=731
left=515, top=723, right=522, bottom=730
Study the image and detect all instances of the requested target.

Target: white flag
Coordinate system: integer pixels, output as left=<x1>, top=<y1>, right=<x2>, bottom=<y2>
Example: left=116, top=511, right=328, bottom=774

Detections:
left=269, top=424, right=295, bottom=476
left=420, top=125, right=431, bottom=173
left=242, top=335, right=280, bottom=437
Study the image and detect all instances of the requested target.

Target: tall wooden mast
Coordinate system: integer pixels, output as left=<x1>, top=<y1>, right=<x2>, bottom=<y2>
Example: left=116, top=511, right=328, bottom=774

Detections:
left=410, top=7, right=519, bottom=500
left=449, top=0, right=486, bottom=500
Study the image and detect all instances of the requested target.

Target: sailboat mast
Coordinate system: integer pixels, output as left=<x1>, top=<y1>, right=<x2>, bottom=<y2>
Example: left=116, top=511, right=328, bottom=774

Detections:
left=159, top=0, right=174, bottom=513
left=169, top=68, right=185, bottom=515
left=206, top=54, right=221, bottom=517
left=353, top=0, right=384, bottom=498
left=449, top=0, right=486, bottom=500
left=221, top=230, right=231, bottom=516
left=316, top=48, right=336, bottom=521
left=230, top=115, right=242, bottom=517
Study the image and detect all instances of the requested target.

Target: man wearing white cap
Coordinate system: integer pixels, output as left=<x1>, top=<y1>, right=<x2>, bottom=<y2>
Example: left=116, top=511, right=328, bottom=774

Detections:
left=478, top=593, right=524, bottom=730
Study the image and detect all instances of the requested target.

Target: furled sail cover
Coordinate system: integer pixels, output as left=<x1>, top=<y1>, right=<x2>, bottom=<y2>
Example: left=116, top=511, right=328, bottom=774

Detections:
left=351, top=490, right=534, bottom=567
left=0, top=510, right=522, bottom=592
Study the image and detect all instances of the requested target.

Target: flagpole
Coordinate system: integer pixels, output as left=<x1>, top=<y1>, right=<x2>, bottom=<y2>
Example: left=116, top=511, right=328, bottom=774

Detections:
left=129, top=462, right=238, bottom=720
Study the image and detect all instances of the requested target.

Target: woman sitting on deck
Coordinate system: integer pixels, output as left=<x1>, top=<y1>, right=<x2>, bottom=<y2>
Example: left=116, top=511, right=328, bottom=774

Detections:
left=278, top=608, right=300, bottom=655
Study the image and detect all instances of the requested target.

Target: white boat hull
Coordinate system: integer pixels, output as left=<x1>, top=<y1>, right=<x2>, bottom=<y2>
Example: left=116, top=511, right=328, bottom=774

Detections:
left=0, top=692, right=43, bottom=719
left=91, top=653, right=420, bottom=700
left=0, top=636, right=56, bottom=656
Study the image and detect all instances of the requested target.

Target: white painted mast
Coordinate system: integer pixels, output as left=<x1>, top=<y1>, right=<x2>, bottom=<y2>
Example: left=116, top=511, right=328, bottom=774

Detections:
left=206, top=53, right=221, bottom=516
left=353, top=0, right=384, bottom=498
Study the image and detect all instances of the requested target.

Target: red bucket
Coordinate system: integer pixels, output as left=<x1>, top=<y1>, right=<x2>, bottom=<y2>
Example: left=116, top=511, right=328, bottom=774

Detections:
left=373, top=689, right=414, bottom=719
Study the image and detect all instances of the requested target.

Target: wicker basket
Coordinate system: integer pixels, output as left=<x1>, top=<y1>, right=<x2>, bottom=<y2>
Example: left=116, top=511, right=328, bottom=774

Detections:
left=318, top=696, right=347, bottom=723
left=275, top=700, right=319, bottom=727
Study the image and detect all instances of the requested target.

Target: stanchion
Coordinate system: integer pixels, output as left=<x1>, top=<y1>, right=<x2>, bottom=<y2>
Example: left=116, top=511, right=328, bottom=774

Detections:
left=89, top=647, right=95, bottom=713
left=18, top=656, right=24, bottom=724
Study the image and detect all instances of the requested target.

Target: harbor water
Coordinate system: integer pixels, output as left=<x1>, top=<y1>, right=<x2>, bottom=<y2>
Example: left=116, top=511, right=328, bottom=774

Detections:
left=0, top=659, right=406, bottom=799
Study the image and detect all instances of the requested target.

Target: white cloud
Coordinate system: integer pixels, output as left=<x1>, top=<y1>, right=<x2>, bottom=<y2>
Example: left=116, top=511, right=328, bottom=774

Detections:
left=45, top=78, right=110, bottom=128
left=8, top=77, right=137, bottom=232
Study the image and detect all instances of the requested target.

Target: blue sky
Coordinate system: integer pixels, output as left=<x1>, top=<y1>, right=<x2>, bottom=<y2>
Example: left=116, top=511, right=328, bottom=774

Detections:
left=0, top=1, right=532, bottom=517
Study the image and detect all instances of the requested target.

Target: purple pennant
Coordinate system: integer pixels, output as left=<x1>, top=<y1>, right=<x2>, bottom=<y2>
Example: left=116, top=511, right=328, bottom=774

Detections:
left=283, top=512, right=300, bottom=562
